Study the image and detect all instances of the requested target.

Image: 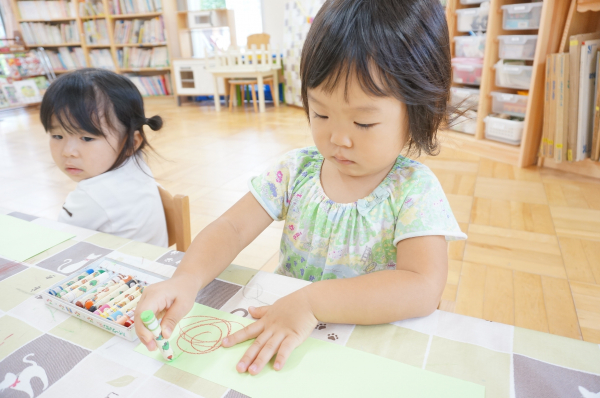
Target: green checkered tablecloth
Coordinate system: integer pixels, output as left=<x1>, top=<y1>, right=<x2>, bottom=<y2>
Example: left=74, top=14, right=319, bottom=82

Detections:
left=1, top=209, right=599, bottom=398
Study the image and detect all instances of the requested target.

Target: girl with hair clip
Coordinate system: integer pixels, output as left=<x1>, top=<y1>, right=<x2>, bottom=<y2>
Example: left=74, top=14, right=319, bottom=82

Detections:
left=136, top=0, right=467, bottom=374
left=40, top=68, right=168, bottom=247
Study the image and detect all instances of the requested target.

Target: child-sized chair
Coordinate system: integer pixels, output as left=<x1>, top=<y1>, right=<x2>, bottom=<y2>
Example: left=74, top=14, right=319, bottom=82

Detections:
left=158, top=186, right=191, bottom=252
left=228, top=77, right=276, bottom=113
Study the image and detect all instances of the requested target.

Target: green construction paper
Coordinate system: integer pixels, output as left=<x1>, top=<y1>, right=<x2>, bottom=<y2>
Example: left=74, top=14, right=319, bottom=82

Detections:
left=136, top=304, right=484, bottom=398
left=0, top=215, right=75, bottom=262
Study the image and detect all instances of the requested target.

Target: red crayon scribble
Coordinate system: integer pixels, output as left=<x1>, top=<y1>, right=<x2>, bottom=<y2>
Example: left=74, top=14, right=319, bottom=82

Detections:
left=0, top=333, right=14, bottom=347
left=177, top=316, right=245, bottom=355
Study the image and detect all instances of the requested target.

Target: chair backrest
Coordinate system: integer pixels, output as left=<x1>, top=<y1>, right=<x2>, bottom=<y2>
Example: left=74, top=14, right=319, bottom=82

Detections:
left=207, top=45, right=280, bottom=72
left=158, top=186, right=191, bottom=252
left=247, top=33, right=270, bottom=48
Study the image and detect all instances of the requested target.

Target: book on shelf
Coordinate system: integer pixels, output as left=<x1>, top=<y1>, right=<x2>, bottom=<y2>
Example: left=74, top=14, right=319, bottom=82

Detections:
left=592, top=54, right=600, bottom=161
left=576, top=38, right=600, bottom=161
left=46, top=47, right=86, bottom=70
left=555, top=53, right=569, bottom=163
left=125, top=73, right=171, bottom=96
left=17, top=0, right=75, bottom=20
left=113, top=17, right=166, bottom=44
left=83, top=19, right=110, bottom=44
left=79, top=0, right=105, bottom=16
left=0, top=51, right=45, bottom=77
left=20, top=21, right=80, bottom=46
left=13, top=79, right=42, bottom=104
left=111, top=0, right=163, bottom=15
left=117, top=46, right=169, bottom=68
left=0, top=83, right=21, bottom=106
left=542, top=54, right=550, bottom=158
left=89, top=49, right=116, bottom=70
left=568, top=32, right=600, bottom=162
left=548, top=54, right=556, bottom=159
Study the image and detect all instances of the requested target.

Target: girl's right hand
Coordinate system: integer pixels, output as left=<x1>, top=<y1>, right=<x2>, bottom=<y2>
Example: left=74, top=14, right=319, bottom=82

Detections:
left=134, top=273, right=200, bottom=350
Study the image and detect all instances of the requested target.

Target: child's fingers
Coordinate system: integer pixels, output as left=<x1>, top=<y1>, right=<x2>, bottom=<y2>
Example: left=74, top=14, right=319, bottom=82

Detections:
left=248, top=334, right=285, bottom=375
left=222, top=321, right=263, bottom=348
left=133, top=296, right=159, bottom=351
left=160, top=299, right=191, bottom=339
left=248, top=305, right=269, bottom=319
left=235, top=330, right=273, bottom=373
left=273, top=335, right=302, bottom=371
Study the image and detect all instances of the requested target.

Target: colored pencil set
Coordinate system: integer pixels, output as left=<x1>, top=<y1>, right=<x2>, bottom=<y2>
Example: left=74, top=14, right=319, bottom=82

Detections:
left=48, top=267, right=144, bottom=327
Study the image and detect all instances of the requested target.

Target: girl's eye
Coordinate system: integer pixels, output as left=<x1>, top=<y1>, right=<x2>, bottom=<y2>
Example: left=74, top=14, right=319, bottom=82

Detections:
left=312, top=112, right=328, bottom=119
left=81, top=137, right=95, bottom=142
left=51, top=135, right=63, bottom=140
left=355, top=122, right=376, bottom=129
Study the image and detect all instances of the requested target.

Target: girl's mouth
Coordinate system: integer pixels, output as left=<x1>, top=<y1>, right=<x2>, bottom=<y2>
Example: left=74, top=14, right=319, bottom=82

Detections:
left=66, top=167, right=83, bottom=175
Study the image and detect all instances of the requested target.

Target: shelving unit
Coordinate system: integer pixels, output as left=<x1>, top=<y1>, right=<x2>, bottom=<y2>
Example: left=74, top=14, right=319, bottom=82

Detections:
left=10, top=0, right=174, bottom=97
left=539, top=0, right=600, bottom=179
left=174, top=8, right=235, bottom=58
left=444, top=0, right=573, bottom=167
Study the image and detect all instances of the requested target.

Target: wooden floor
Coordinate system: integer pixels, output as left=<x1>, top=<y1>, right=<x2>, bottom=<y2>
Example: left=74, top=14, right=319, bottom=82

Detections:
left=1, top=98, right=599, bottom=343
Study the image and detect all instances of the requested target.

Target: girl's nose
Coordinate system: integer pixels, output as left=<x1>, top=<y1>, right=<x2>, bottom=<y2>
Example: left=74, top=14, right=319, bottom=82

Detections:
left=62, top=139, right=79, bottom=158
left=330, top=129, right=352, bottom=148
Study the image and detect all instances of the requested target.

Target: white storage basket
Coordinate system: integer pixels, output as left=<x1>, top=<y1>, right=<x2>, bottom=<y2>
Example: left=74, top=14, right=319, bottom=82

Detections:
left=484, top=116, right=524, bottom=145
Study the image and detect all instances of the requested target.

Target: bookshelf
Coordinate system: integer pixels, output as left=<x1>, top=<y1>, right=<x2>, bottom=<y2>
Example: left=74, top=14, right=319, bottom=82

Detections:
left=11, top=0, right=174, bottom=97
left=539, top=0, right=600, bottom=179
left=444, top=0, right=573, bottom=168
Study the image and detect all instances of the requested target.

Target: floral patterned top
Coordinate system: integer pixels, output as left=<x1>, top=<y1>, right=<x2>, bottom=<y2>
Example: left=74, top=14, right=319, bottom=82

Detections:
left=249, top=147, right=467, bottom=282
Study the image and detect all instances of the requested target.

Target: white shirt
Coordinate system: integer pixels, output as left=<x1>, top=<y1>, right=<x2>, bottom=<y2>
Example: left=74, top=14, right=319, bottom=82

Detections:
left=58, top=157, right=169, bottom=247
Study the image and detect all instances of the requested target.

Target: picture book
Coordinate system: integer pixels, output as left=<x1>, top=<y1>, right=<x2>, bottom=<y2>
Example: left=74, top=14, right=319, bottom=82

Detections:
left=576, top=38, right=600, bottom=161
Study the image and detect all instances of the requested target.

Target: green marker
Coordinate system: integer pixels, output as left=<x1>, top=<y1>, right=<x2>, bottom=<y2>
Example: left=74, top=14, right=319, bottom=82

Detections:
left=141, top=310, right=174, bottom=361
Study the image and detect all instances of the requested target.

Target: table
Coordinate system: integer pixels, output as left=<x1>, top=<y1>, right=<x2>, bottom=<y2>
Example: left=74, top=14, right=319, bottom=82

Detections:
left=1, top=208, right=599, bottom=398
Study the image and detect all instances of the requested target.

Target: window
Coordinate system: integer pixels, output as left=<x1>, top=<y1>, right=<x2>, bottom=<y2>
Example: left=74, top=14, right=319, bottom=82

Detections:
left=226, top=0, right=263, bottom=47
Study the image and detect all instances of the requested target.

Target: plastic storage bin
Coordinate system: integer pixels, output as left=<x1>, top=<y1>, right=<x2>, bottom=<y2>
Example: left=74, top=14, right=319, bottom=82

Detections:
left=454, top=35, right=486, bottom=58
left=494, top=61, right=532, bottom=89
left=491, top=92, right=528, bottom=116
left=452, top=58, right=484, bottom=85
left=498, top=35, right=538, bottom=60
left=451, top=87, right=480, bottom=109
left=452, top=112, right=477, bottom=135
left=460, top=0, right=486, bottom=4
left=456, top=4, right=489, bottom=32
left=484, top=116, right=524, bottom=145
left=501, top=3, right=543, bottom=30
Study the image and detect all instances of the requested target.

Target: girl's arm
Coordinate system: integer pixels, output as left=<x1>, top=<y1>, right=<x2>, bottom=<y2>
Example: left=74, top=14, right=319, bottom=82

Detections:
left=222, top=235, right=448, bottom=374
left=134, top=192, right=274, bottom=349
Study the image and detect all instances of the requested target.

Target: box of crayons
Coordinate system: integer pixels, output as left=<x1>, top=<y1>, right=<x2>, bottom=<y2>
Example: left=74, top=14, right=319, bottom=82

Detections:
left=42, top=257, right=167, bottom=341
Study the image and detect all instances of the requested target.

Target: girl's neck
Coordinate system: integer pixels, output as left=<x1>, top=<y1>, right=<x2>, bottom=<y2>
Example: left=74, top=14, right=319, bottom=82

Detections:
left=319, top=158, right=396, bottom=204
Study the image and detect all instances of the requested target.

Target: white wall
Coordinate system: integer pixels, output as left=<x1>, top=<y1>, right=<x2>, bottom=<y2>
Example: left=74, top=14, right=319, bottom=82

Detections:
left=261, top=0, right=285, bottom=47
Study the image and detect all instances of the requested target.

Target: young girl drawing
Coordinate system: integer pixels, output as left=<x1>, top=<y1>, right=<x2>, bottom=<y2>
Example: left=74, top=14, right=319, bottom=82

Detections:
left=136, top=0, right=466, bottom=373
left=40, top=69, right=168, bottom=247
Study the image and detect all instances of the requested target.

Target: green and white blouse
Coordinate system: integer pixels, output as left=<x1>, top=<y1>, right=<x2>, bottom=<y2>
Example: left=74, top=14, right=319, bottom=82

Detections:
left=249, top=147, right=466, bottom=282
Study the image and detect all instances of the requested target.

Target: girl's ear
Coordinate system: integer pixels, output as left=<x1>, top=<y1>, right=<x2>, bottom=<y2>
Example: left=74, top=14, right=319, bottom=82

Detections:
left=133, top=130, right=143, bottom=151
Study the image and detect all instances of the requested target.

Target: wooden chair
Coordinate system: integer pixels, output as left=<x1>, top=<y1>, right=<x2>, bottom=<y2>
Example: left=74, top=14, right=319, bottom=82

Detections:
left=247, top=33, right=270, bottom=49
left=205, top=44, right=281, bottom=112
left=158, top=186, right=191, bottom=252
left=228, top=77, right=276, bottom=112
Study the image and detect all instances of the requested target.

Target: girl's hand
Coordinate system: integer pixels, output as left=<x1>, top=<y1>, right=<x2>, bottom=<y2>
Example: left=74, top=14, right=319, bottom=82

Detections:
left=221, top=288, right=318, bottom=375
left=134, top=273, right=200, bottom=350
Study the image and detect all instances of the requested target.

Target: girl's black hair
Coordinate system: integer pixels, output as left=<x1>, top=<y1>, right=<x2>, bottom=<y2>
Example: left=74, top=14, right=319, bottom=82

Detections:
left=40, top=68, right=162, bottom=171
left=300, top=0, right=454, bottom=156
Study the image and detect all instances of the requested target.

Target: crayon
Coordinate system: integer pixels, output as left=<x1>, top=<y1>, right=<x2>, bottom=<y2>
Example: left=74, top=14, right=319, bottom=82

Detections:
left=75, top=276, right=129, bottom=308
left=102, top=291, right=142, bottom=318
left=55, top=270, right=106, bottom=298
left=141, top=310, right=174, bottom=361
left=115, top=310, right=135, bottom=325
left=89, top=282, right=139, bottom=313
left=123, top=319, right=134, bottom=327
left=81, top=276, right=132, bottom=309
left=48, top=269, right=94, bottom=295
left=59, top=271, right=114, bottom=303
left=91, top=283, right=140, bottom=313
left=107, top=295, right=141, bottom=321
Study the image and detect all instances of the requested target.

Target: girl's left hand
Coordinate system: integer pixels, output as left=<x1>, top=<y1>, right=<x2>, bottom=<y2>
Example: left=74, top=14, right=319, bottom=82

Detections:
left=221, top=288, right=318, bottom=375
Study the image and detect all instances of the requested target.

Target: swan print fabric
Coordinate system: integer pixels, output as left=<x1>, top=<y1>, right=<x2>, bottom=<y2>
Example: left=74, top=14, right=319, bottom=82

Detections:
left=249, top=147, right=467, bottom=282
